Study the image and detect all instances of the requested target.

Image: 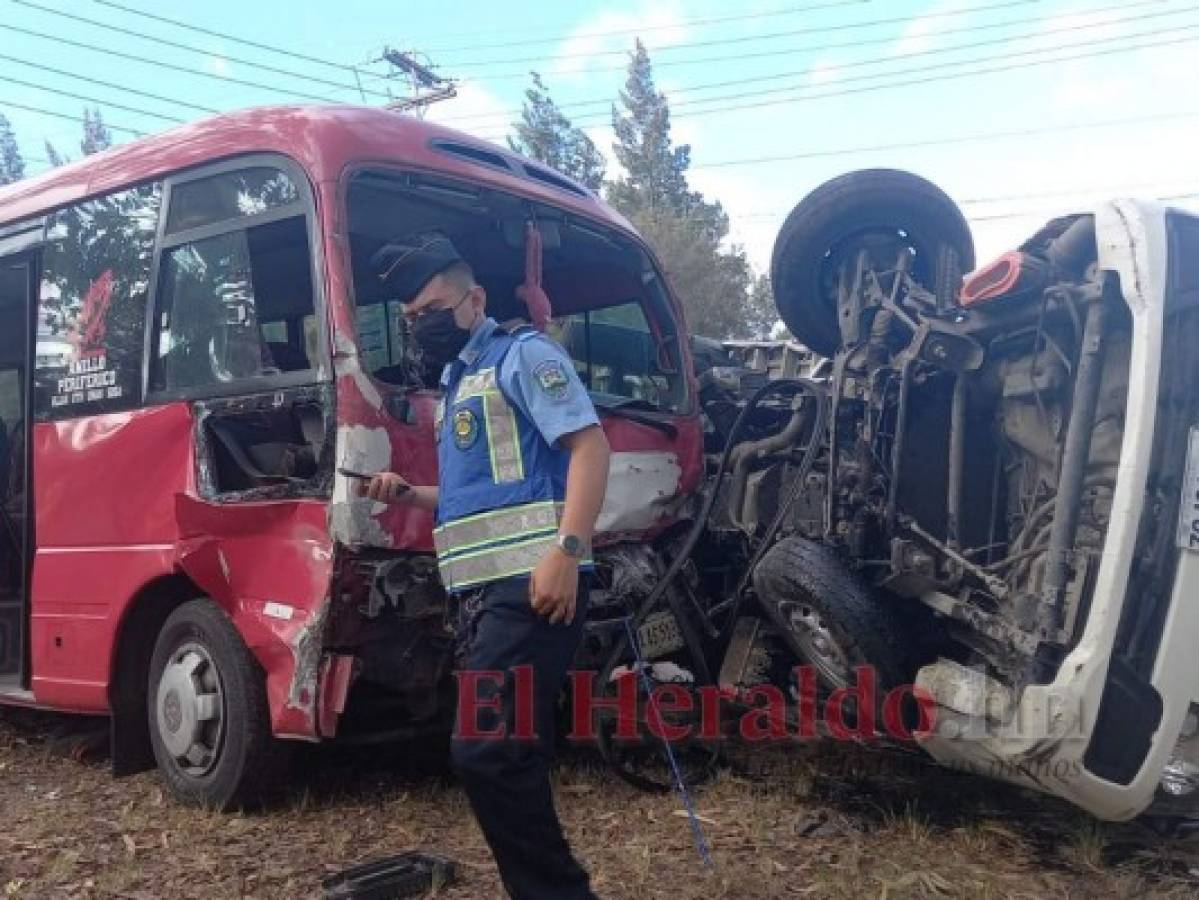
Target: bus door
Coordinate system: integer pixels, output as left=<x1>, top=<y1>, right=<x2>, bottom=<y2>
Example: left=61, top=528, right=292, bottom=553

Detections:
left=0, top=247, right=34, bottom=688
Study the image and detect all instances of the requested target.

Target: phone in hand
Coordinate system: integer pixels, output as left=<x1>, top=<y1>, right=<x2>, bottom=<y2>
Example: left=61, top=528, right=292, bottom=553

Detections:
left=338, top=467, right=374, bottom=481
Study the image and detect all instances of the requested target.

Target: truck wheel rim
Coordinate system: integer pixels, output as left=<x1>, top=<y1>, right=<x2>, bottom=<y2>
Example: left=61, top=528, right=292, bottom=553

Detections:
left=155, top=642, right=225, bottom=777
left=781, top=601, right=851, bottom=690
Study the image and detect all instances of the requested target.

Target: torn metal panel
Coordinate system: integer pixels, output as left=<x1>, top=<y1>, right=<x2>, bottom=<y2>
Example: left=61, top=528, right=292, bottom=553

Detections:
left=595, top=450, right=685, bottom=536
left=317, top=653, right=358, bottom=738
left=330, top=339, right=441, bottom=550
left=285, top=599, right=330, bottom=729
left=333, top=332, right=384, bottom=412
left=330, top=424, right=396, bottom=548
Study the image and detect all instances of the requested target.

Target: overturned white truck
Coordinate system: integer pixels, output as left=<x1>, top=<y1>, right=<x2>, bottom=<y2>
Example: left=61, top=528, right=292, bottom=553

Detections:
left=692, top=170, right=1199, bottom=821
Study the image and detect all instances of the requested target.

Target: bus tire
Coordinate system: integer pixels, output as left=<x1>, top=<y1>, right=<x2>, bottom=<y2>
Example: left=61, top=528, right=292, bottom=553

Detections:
left=147, top=598, right=290, bottom=810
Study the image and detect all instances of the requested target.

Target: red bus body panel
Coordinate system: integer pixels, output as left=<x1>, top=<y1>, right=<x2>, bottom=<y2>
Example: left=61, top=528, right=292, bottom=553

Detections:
left=0, top=106, right=703, bottom=739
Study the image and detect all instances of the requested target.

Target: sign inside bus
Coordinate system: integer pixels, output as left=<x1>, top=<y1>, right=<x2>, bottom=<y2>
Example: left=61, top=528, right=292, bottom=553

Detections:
left=47, top=270, right=125, bottom=410
left=51, top=352, right=122, bottom=409
left=33, top=185, right=158, bottom=420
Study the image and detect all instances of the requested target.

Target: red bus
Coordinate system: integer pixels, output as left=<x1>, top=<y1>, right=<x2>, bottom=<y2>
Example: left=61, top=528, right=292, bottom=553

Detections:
left=0, top=106, right=702, bottom=808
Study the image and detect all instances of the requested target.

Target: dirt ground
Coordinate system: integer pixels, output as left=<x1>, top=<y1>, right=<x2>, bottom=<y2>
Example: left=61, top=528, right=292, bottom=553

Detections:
left=1, top=708, right=1197, bottom=899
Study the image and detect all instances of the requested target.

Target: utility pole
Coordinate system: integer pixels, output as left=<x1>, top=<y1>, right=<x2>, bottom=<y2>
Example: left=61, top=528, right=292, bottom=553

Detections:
left=379, top=48, right=456, bottom=117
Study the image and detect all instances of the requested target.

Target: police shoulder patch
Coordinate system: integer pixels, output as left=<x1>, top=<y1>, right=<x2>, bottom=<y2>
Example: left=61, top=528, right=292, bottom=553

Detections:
left=533, top=357, right=572, bottom=401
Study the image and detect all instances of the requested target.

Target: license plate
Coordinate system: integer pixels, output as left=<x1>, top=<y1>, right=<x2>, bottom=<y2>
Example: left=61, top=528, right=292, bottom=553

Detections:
left=1178, top=428, right=1199, bottom=553
left=637, top=610, right=686, bottom=659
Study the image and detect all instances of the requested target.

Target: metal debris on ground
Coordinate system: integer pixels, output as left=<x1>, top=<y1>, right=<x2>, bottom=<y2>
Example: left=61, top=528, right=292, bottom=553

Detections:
left=321, top=852, right=457, bottom=899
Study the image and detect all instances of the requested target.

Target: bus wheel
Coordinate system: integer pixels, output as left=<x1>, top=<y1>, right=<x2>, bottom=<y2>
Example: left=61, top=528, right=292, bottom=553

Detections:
left=147, top=598, right=290, bottom=810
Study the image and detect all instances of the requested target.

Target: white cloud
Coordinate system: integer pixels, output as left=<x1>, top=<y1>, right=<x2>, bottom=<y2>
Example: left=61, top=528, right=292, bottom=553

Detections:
left=892, top=0, right=974, bottom=57
left=546, top=1, right=692, bottom=82
left=807, top=58, right=841, bottom=86
left=205, top=54, right=231, bottom=77
left=583, top=123, right=619, bottom=178
left=687, top=163, right=782, bottom=273
left=1045, top=7, right=1186, bottom=113
left=1030, top=2, right=1137, bottom=46
left=891, top=0, right=1138, bottom=63
left=1049, top=71, right=1135, bottom=112
left=425, top=79, right=519, bottom=145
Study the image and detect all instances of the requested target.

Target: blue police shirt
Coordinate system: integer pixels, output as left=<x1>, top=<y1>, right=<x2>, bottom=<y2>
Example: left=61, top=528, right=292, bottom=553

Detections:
left=444, top=317, right=599, bottom=447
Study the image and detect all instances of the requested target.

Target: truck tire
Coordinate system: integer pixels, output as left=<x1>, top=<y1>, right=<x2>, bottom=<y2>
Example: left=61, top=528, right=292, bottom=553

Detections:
left=770, top=169, right=975, bottom=357
left=147, top=598, right=290, bottom=810
left=753, top=537, right=912, bottom=695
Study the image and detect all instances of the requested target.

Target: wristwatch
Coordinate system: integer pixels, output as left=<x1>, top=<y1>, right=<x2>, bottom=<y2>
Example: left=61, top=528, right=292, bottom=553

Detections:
left=555, top=533, right=588, bottom=559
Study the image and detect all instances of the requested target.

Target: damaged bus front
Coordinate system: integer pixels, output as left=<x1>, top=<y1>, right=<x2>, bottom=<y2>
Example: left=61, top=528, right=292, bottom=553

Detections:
left=322, top=144, right=703, bottom=755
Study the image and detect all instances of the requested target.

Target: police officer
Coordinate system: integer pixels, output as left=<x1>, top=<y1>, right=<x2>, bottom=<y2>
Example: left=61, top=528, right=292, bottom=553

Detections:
left=363, top=233, right=609, bottom=900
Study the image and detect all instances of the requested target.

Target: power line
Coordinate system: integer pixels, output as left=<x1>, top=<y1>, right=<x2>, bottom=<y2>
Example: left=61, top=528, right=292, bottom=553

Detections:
left=475, top=22, right=1199, bottom=136
left=91, top=0, right=367, bottom=74
left=724, top=182, right=1199, bottom=220
left=687, top=109, right=1199, bottom=170
left=969, top=192, right=1199, bottom=223
left=12, top=0, right=384, bottom=100
left=639, top=191, right=1199, bottom=240
left=658, top=24, right=1199, bottom=121
left=421, top=0, right=873, bottom=53
left=475, top=0, right=1135, bottom=81
left=449, top=0, right=1176, bottom=124
left=0, top=22, right=346, bottom=105
left=0, top=98, right=145, bottom=136
left=663, top=15, right=1199, bottom=114
left=966, top=183, right=1199, bottom=206
left=0, top=75, right=184, bottom=124
left=441, top=0, right=1044, bottom=68
left=726, top=193, right=1199, bottom=224
left=0, top=54, right=220, bottom=116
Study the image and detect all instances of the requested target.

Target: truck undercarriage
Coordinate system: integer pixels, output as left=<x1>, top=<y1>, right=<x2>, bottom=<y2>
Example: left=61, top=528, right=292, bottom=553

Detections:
left=645, top=170, right=1199, bottom=820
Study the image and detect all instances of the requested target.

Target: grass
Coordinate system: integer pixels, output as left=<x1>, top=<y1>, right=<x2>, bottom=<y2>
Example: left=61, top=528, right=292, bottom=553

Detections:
left=1, top=708, right=1197, bottom=898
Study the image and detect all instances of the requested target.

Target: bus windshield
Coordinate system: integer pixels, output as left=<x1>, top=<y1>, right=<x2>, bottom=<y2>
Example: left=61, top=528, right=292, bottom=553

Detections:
left=345, top=170, right=689, bottom=415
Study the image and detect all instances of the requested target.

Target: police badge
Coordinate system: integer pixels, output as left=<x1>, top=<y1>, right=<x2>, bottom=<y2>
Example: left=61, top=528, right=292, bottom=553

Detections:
left=452, top=408, right=479, bottom=449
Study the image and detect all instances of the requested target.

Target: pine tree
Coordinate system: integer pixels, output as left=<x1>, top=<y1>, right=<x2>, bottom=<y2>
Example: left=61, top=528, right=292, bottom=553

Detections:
left=509, top=72, right=605, bottom=190
left=607, top=40, right=765, bottom=340
left=44, top=140, right=66, bottom=168
left=747, top=274, right=782, bottom=339
left=0, top=113, right=25, bottom=185
left=81, top=107, right=113, bottom=156
left=607, top=40, right=694, bottom=219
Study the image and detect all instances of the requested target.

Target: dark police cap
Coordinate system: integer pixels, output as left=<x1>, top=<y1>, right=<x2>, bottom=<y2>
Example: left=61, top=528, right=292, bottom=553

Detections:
left=370, top=231, right=464, bottom=303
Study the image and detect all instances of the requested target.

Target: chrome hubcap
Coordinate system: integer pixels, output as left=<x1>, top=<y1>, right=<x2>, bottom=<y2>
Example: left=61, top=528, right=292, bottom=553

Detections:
left=155, top=642, right=224, bottom=776
left=783, top=602, right=851, bottom=689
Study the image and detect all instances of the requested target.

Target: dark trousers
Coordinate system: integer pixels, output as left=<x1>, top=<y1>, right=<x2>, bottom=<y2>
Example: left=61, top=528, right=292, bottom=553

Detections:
left=450, top=575, right=598, bottom=900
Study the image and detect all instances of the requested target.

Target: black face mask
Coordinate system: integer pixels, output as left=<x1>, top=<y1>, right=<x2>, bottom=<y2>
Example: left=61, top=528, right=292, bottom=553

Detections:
left=410, top=307, right=471, bottom=371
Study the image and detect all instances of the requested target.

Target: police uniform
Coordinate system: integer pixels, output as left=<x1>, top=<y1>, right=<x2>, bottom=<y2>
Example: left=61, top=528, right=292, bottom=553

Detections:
left=373, top=234, right=601, bottom=900
left=438, top=316, right=599, bottom=900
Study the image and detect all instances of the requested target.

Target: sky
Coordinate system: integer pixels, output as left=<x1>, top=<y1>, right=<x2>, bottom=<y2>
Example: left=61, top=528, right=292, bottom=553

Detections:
left=3, top=0, right=1199, bottom=276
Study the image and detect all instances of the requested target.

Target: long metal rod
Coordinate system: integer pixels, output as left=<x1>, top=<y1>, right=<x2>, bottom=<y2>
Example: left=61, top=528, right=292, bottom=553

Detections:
left=885, top=358, right=914, bottom=530
left=947, top=374, right=968, bottom=550
left=1043, top=293, right=1108, bottom=628
left=905, top=517, right=1010, bottom=598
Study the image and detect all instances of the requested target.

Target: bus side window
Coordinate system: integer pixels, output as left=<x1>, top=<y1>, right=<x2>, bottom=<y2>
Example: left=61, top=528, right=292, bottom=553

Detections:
left=152, top=173, right=315, bottom=395
left=34, top=183, right=161, bottom=420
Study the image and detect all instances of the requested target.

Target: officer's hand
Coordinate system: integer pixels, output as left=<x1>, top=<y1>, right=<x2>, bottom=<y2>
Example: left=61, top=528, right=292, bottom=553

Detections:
left=359, top=472, right=412, bottom=504
left=529, top=549, right=579, bottom=625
